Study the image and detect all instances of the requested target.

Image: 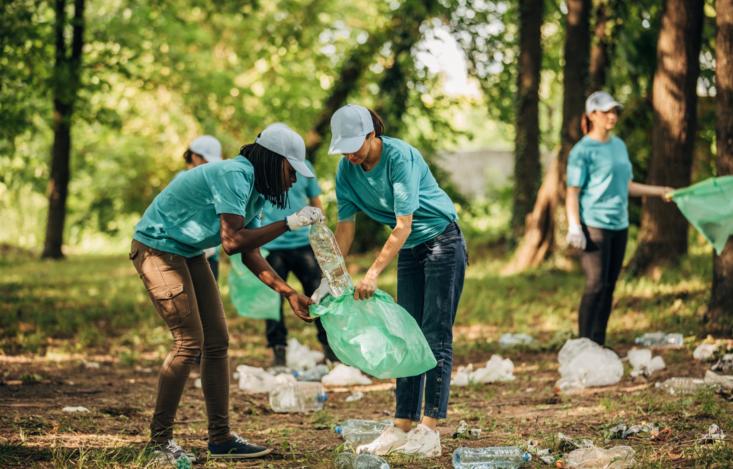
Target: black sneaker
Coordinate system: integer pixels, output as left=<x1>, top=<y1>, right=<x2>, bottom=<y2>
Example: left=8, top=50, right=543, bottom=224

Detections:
left=150, top=439, right=196, bottom=466
left=272, top=345, right=287, bottom=367
left=208, top=433, right=272, bottom=459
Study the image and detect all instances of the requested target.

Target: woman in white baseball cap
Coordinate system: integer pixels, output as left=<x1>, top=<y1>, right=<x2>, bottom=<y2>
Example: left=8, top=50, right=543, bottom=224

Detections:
left=566, top=91, right=673, bottom=346
left=315, top=104, right=467, bottom=458
left=130, top=123, right=322, bottom=463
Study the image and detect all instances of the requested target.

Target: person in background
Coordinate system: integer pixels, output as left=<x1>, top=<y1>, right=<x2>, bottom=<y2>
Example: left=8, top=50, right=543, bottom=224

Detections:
left=314, top=104, right=467, bottom=458
left=131, top=123, right=323, bottom=463
left=566, top=91, right=673, bottom=346
left=181, top=135, right=224, bottom=279
left=260, top=159, right=338, bottom=366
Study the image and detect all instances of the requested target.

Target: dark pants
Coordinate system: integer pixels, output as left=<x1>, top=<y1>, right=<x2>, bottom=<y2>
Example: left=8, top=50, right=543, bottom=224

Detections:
left=130, top=240, right=231, bottom=445
left=265, top=245, right=329, bottom=350
left=394, top=222, right=467, bottom=420
left=578, top=226, right=628, bottom=346
left=208, top=258, right=219, bottom=280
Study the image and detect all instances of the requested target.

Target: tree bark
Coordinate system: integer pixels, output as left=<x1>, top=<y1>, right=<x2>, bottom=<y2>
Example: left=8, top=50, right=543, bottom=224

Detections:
left=588, top=0, right=610, bottom=92
left=706, top=0, right=733, bottom=335
left=42, top=0, right=84, bottom=259
left=504, top=0, right=590, bottom=274
left=511, top=0, right=543, bottom=235
left=629, top=0, right=704, bottom=274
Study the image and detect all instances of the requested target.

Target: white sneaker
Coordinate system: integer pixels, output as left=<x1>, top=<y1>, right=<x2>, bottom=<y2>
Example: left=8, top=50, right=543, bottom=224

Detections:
left=356, top=425, right=408, bottom=455
left=395, top=424, right=441, bottom=457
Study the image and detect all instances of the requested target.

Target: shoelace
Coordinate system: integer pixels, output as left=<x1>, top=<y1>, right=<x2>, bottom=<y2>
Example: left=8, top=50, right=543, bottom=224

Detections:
left=230, top=433, right=249, bottom=445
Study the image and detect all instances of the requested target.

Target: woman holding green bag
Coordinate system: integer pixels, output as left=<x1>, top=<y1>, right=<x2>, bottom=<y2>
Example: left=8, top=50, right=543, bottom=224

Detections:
left=315, top=104, right=467, bottom=458
left=130, top=123, right=322, bottom=463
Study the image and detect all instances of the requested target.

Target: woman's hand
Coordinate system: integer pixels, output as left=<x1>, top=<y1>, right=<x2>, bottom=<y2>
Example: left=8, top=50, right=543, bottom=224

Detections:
left=660, top=186, right=675, bottom=202
left=286, top=292, right=315, bottom=322
left=354, top=271, right=378, bottom=300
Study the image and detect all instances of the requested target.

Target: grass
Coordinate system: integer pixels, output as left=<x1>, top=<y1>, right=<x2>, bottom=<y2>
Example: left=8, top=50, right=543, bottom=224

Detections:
left=0, top=237, right=731, bottom=467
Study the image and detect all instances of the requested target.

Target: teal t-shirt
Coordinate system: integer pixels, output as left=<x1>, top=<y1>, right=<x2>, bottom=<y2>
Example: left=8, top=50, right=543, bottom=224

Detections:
left=134, top=156, right=264, bottom=257
left=335, top=136, right=457, bottom=249
left=263, top=161, right=321, bottom=250
left=566, top=135, right=634, bottom=230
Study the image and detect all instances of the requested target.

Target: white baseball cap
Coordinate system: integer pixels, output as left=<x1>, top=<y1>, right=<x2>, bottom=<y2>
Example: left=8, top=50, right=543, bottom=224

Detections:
left=255, top=123, right=314, bottom=178
left=585, top=91, right=622, bottom=114
left=328, top=104, right=375, bottom=155
left=189, top=135, right=222, bottom=162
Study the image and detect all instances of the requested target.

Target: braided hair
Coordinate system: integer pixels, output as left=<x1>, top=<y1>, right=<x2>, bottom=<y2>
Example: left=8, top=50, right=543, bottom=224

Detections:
left=239, top=142, right=289, bottom=209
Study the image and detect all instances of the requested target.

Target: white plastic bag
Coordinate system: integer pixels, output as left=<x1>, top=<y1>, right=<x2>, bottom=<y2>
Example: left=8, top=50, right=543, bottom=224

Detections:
left=452, top=355, right=515, bottom=386
left=235, top=364, right=295, bottom=394
left=498, top=333, right=534, bottom=347
left=321, top=364, right=372, bottom=386
left=556, top=338, right=623, bottom=392
left=627, top=348, right=666, bottom=377
left=565, top=445, right=635, bottom=469
left=286, top=338, right=325, bottom=371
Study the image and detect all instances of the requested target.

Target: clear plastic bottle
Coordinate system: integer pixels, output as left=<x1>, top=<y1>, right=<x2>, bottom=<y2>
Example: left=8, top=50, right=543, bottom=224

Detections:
left=309, top=222, right=353, bottom=297
left=634, top=332, right=683, bottom=347
left=452, top=446, right=532, bottom=468
left=335, top=419, right=392, bottom=447
left=268, top=382, right=328, bottom=412
left=334, top=452, right=390, bottom=469
left=655, top=377, right=707, bottom=395
left=293, top=364, right=330, bottom=382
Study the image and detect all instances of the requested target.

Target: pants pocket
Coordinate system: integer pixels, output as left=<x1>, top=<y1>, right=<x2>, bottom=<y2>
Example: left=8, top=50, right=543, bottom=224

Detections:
left=149, top=283, right=189, bottom=327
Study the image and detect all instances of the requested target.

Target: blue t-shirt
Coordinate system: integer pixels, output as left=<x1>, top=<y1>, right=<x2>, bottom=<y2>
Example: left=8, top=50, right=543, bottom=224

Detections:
left=134, top=156, right=264, bottom=257
left=566, top=135, right=634, bottom=230
left=335, top=136, right=457, bottom=249
left=263, top=161, right=321, bottom=250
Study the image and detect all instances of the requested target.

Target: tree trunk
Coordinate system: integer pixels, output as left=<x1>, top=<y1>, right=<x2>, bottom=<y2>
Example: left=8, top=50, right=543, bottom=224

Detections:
left=42, top=0, right=84, bottom=259
left=504, top=0, right=590, bottom=274
left=511, top=0, right=543, bottom=236
left=589, top=0, right=610, bottom=92
left=706, top=0, right=733, bottom=335
left=629, top=0, right=704, bottom=274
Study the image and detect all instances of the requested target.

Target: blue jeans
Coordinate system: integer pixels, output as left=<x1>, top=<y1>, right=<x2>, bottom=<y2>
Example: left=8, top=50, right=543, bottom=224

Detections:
left=394, top=222, right=467, bottom=420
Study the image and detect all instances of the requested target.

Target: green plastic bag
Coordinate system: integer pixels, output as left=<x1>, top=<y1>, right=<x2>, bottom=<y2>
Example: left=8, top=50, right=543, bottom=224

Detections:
left=671, top=176, right=733, bottom=254
left=227, top=252, right=280, bottom=320
left=309, top=289, right=437, bottom=379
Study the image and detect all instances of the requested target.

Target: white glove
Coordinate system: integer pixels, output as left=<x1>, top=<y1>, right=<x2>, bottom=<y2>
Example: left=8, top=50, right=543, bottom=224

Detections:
left=310, top=278, right=333, bottom=304
left=286, top=206, right=324, bottom=230
left=566, top=223, right=587, bottom=250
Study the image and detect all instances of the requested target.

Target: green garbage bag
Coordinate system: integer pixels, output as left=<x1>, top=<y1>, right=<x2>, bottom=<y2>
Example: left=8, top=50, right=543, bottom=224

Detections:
left=227, top=251, right=280, bottom=320
left=309, top=289, right=437, bottom=379
left=671, top=176, right=733, bottom=254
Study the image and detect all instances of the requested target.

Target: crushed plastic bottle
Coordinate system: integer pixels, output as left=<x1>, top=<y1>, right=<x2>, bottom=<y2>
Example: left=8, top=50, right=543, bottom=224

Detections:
left=335, top=419, right=392, bottom=447
left=564, top=445, right=635, bottom=468
left=634, top=332, right=683, bottom=347
left=452, top=446, right=531, bottom=468
left=334, top=452, right=390, bottom=469
left=269, top=382, right=327, bottom=413
left=655, top=377, right=708, bottom=396
left=309, top=222, right=353, bottom=297
left=293, top=364, right=330, bottom=382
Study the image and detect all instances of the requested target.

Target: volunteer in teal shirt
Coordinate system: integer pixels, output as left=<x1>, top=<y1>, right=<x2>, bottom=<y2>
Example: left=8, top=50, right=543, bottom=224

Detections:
left=314, top=104, right=467, bottom=458
left=130, top=123, right=323, bottom=463
left=566, top=91, right=673, bottom=346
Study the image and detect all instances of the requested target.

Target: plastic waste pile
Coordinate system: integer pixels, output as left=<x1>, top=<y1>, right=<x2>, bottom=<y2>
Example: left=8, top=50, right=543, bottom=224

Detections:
left=309, top=221, right=353, bottom=297
left=334, top=452, right=390, bottom=469
left=693, top=343, right=720, bottom=361
left=498, top=333, right=534, bottom=347
left=627, top=348, right=666, bottom=378
left=269, top=381, right=327, bottom=413
left=452, top=446, right=531, bottom=468
left=286, top=338, right=325, bottom=371
left=564, top=445, right=635, bottom=469
left=321, top=364, right=373, bottom=386
left=453, top=355, right=515, bottom=386
left=556, top=338, right=623, bottom=392
left=234, top=364, right=295, bottom=394
left=293, top=364, right=330, bottom=382
left=335, top=419, right=392, bottom=447
left=655, top=377, right=708, bottom=396
left=606, top=422, right=660, bottom=440
left=634, top=332, right=683, bottom=348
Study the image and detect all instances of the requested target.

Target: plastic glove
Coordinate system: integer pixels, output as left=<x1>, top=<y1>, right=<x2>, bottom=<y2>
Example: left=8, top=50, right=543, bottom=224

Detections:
left=310, top=277, right=333, bottom=304
left=566, top=223, right=587, bottom=250
left=286, top=206, right=324, bottom=230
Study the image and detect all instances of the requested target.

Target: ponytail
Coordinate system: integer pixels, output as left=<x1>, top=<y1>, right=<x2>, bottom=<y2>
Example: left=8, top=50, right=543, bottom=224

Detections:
left=183, top=148, right=194, bottom=165
left=368, top=109, right=385, bottom=137
left=581, top=113, right=593, bottom=135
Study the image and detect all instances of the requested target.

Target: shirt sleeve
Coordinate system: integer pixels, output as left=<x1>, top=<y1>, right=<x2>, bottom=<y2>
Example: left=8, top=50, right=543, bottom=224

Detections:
left=566, top=145, right=588, bottom=188
left=390, top=150, right=420, bottom=217
left=336, top=161, right=358, bottom=222
left=304, top=161, right=322, bottom=198
left=211, top=168, right=250, bottom=216
left=245, top=212, right=262, bottom=229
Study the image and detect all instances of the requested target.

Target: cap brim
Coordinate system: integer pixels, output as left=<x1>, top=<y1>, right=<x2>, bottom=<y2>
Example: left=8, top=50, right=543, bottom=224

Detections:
left=204, top=154, right=222, bottom=162
left=598, top=101, right=622, bottom=112
left=288, top=158, right=314, bottom=178
left=328, top=135, right=366, bottom=155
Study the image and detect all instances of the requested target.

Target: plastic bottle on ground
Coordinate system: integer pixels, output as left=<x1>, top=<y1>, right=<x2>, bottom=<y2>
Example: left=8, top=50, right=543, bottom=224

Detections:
left=655, top=377, right=708, bottom=395
left=293, top=364, right=330, bottom=382
left=452, top=446, right=532, bottom=468
left=309, top=222, right=353, bottom=297
left=334, top=452, right=390, bottom=469
left=268, top=382, right=328, bottom=412
left=634, top=332, right=683, bottom=347
left=335, top=419, right=392, bottom=447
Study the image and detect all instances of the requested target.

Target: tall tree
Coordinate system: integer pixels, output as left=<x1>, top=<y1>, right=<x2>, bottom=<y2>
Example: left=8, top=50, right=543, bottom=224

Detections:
left=504, top=0, right=591, bottom=273
left=706, top=0, right=733, bottom=335
left=511, top=0, right=543, bottom=235
left=588, top=0, right=627, bottom=92
left=42, top=0, right=85, bottom=259
left=629, top=0, right=704, bottom=273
